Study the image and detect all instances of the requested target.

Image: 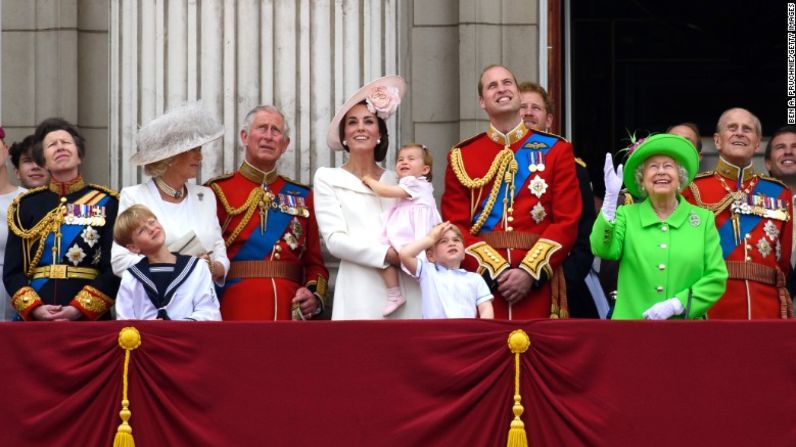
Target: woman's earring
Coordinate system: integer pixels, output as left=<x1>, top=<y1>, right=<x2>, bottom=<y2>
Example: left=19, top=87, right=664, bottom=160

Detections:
left=342, top=140, right=348, bottom=146
left=376, top=139, right=381, bottom=144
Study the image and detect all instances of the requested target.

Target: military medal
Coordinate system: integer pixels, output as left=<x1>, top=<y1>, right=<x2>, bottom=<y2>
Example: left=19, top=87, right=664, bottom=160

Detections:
left=732, top=193, right=789, bottom=221
left=531, top=203, right=546, bottom=223
left=763, top=220, right=780, bottom=241
left=290, top=217, right=303, bottom=239
left=528, top=151, right=546, bottom=172
left=81, top=226, right=100, bottom=248
left=283, top=232, right=298, bottom=250
left=528, top=175, right=548, bottom=198
left=756, top=237, right=772, bottom=258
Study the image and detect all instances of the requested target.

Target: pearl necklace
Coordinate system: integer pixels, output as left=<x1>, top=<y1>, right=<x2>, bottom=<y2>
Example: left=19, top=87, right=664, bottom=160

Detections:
left=154, top=176, right=186, bottom=199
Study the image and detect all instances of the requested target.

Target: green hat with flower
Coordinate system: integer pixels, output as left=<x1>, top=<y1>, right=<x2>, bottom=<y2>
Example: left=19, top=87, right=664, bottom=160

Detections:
left=622, top=133, right=699, bottom=198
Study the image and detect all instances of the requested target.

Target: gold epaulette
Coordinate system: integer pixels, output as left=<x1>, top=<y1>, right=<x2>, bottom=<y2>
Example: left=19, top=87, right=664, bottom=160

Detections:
left=575, top=157, right=587, bottom=168
left=204, top=171, right=234, bottom=187
left=533, top=129, right=569, bottom=143
left=450, top=132, right=487, bottom=152
left=12, top=185, right=47, bottom=205
left=88, top=183, right=119, bottom=199
left=693, top=171, right=714, bottom=180
left=757, top=174, right=788, bottom=189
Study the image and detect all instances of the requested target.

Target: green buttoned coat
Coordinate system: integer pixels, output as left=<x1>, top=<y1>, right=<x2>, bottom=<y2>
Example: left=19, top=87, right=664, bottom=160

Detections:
left=590, top=196, right=728, bottom=319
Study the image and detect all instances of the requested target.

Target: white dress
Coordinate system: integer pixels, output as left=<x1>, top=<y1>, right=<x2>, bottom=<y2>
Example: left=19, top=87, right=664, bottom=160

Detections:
left=314, top=167, right=421, bottom=319
left=111, top=179, right=229, bottom=282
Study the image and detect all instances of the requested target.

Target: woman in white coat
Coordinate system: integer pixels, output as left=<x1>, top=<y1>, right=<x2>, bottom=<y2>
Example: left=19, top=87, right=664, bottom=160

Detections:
left=111, top=103, right=229, bottom=284
left=314, top=76, right=421, bottom=319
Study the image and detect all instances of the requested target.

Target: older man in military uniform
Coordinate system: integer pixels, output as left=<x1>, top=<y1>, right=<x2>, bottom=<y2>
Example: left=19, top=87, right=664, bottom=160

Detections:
left=441, top=65, right=581, bottom=320
left=682, top=108, right=793, bottom=319
left=206, top=105, right=328, bottom=321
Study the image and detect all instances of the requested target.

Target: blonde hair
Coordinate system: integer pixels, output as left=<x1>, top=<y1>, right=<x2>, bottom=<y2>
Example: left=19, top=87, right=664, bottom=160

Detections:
left=144, top=155, right=178, bottom=177
left=398, top=143, right=433, bottom=181
left=113, top=204, right=158, bottom=247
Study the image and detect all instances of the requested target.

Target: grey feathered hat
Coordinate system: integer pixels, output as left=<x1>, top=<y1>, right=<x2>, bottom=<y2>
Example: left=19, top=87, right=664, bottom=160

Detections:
left=130, top=102, right=224, bottom=165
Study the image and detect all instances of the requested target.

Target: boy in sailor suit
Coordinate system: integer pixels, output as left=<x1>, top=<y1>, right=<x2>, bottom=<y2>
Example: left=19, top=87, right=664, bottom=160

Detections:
left=113, top=205, right=220, bottom=321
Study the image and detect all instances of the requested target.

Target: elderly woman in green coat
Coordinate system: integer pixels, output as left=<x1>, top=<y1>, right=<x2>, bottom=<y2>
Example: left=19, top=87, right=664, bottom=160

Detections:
left=590, top=134, right=728, bottom=319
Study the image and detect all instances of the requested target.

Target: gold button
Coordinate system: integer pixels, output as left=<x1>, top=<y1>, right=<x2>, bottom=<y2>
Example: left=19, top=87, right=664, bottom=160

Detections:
left=658, top=264, right=665, bottom=270
left=507, top=216, right=514, bottom=222
left=745, top=245, right=752, bottom=250
left=506, top=227, right=513, bottom=231
left=274, top=253, right=281, bottom=259
left=275, top=246, right=282, bottom=252
left=656, top=286, right=664, bottom=292
left=660, top=243, right=667, bottom=249
left=746, top=256, right=752, bottom=261
left=745, top=234, right=751, bottom=239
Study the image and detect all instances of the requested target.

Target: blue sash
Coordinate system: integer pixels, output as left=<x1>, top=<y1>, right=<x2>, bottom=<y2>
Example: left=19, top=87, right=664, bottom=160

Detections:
left=222, top=185, right=309, bottom=292
left=30, top=194, right=112, bottom=292
left=473, top=132, right=558, bottom=231
left=233, top=185, right=308, bottom=261
left=717, top=180, right=783, bottom=258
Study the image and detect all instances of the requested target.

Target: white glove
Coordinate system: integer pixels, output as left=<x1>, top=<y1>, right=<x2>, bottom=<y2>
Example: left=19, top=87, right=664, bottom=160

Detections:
left=601, top=153, right=624, bottom=221
left=642, top=297, right=684, bottom=320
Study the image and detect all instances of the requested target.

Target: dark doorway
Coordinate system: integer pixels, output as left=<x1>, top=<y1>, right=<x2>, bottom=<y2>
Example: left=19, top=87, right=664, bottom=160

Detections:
left=569, top=0, right=785, bottom=196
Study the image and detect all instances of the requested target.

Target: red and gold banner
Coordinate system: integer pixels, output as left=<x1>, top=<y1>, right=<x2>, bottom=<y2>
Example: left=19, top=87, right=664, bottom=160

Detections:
left=0, top=320, right=793, bottom=446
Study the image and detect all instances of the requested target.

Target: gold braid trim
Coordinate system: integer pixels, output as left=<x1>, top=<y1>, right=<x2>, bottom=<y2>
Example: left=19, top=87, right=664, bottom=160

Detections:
left=209, top=183, right=265, bottom=247
left=687, top=182, right=735, bottom=216
left=7, top=197, right=66, bottom=277
left=450, top=148, right=516, bottom=235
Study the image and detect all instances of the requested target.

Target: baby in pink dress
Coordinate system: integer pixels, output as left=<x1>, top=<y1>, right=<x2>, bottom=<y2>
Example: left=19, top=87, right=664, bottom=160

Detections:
left=362, top=144, right=442, bottom=316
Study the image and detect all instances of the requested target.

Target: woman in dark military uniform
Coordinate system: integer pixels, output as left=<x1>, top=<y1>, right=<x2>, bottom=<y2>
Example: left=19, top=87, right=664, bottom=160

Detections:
left=3, top=118, right=119, bottom=320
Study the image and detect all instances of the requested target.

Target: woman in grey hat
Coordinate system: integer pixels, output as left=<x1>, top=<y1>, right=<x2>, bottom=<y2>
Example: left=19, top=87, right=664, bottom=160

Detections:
left=110, top=102, right=229, bottom=284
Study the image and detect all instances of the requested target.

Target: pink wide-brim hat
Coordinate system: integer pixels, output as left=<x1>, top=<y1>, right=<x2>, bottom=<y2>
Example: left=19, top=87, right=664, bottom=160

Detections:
left=326, top=75, right=406, bottom=151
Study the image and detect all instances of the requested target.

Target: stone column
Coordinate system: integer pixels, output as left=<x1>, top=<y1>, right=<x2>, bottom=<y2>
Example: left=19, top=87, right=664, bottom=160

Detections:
left=109, top=0, right=400, bottom=190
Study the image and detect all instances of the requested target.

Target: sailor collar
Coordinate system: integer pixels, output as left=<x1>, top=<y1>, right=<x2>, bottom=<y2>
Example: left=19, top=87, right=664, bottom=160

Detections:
left=240, top=160, right=279, bottom=185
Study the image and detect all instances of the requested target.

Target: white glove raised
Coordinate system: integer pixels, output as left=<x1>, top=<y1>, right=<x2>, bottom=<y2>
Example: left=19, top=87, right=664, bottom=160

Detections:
left=642, top=297, right=684, bottom=320
left=601, top=153, right=624, bottom=221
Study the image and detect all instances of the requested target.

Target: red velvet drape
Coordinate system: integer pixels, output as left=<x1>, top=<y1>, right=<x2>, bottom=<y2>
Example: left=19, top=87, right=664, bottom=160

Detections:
left=0, top=320, right=794, bottom=446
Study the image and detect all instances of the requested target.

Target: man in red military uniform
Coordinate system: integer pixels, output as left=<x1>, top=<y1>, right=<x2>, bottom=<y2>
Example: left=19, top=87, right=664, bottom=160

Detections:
left=441, top=65, right=581, bottom=319
left=206, top=105, right=328, bottom=320
left=682, top=108, right=792, bottom=319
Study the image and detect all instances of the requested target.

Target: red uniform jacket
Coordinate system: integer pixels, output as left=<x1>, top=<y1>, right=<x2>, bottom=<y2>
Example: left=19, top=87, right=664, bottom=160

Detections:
left=682, top=158, right=792, bottom=319
left=206, top=162, right=328, bottom=321
left=441, top=122, right=581, bottom=319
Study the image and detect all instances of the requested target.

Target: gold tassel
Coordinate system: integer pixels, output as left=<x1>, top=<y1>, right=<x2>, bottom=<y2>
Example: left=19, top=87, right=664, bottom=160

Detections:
left=114, top=327, right=141, bottom=447
left=506, top=329, right=531, bottom=447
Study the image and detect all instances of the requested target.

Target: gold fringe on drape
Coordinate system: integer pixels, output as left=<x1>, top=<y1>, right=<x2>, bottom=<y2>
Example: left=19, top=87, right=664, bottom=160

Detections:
left=114, top=327, right=141, bottom=447
left=506, top=329, right=531, bottom=447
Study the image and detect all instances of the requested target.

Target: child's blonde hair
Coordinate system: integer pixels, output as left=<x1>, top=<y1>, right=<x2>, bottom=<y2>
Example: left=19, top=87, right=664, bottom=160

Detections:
left=426, top=225, right=464, bottom=255
left=398, top=143, right=433, bottom=181
left=113, top=204, right=158, bottom=247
